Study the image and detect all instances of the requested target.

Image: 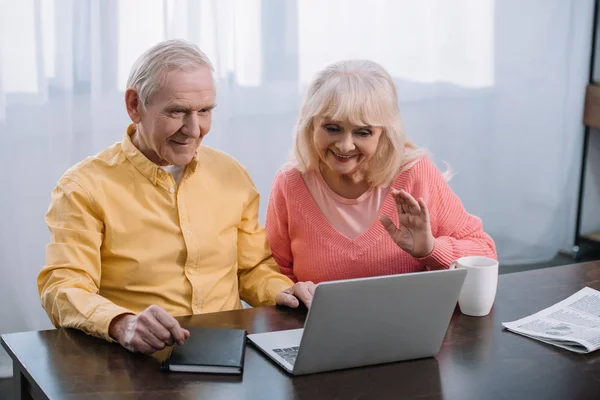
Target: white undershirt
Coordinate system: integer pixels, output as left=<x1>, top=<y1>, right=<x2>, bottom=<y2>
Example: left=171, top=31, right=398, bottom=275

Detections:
left=160, top=165, right=185, bottom=185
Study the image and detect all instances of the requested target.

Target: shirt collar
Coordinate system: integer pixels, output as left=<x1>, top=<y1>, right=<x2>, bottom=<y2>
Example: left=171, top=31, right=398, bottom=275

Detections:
left=122, top=124, right=199, bottom=184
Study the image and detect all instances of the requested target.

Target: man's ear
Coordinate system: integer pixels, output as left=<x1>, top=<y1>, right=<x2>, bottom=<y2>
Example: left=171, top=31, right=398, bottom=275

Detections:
left=125, top=88, right=143, bottom=123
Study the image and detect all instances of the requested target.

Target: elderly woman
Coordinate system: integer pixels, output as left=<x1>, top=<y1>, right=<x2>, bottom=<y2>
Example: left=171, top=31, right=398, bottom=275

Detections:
left=266, top=59, right=496, bottom=283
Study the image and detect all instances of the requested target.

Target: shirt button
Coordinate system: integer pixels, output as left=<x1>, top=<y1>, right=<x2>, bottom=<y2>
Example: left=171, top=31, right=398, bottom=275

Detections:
left=169, top=188, right=175, bottom=193
left=185, top=229, right=191, bottom=234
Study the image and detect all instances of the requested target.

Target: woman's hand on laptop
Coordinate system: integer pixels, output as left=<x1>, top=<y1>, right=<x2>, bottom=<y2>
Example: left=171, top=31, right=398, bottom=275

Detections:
left=276, top=281, right=316, bottom=309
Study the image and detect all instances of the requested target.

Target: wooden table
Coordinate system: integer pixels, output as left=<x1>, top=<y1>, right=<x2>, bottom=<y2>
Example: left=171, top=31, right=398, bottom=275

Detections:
left=3, top=262, right=600, bottom=399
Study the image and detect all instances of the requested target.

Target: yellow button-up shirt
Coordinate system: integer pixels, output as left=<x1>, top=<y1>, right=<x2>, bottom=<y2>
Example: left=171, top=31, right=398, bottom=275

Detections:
left=38, top=125, right=293, bottom=341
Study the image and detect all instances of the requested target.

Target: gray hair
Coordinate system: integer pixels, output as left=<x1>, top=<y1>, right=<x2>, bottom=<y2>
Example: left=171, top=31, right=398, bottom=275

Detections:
left=126, top=39, right=214, bottom=107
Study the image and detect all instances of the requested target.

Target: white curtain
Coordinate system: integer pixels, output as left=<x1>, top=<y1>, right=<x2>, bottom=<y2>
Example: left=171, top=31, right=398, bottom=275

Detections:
left=0, top=0, right=594, bottom=376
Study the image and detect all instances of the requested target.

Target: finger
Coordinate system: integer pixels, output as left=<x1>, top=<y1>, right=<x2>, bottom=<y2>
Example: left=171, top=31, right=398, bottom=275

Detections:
left=418, top=198, right=430, bottom=221
left=182, top=329, right=190, bottom=340
left=283, top=286, right=294, bottom=295
left=306, top=282, right=316, bottom=296
left=139, top=330, right=167, bottom=351
left=391, top=190, right=408, bottom=214
left=134, top=318, right=168, bottom=350
left=128, top=335, right=161, bottom=354
left=294, top=283, right=313, bottom=308
left=150, top=306, right=186, bottom=346
left=379, top=214, right=399, bottom=236
left=398, top=190, right=421, bottom=214
left=138, top=312, right=173, bottom=345
left=276, top=291, right=300, bottom=308
left=394, top=190, right=415, bottom=215
left=140, top=335, right=165, bottom=354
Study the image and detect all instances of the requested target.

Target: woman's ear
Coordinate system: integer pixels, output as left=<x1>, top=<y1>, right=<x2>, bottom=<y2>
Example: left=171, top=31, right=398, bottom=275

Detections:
left=125, top=88, right=143, bottom=123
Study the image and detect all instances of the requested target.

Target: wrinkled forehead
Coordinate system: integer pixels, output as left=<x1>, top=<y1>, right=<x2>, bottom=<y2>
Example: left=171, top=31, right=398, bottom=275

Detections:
left=151, top=66, right=216, bottom=104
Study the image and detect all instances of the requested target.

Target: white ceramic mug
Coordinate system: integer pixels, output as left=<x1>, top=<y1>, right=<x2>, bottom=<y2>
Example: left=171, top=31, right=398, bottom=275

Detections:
left=450, top=256, right=498, bottom=317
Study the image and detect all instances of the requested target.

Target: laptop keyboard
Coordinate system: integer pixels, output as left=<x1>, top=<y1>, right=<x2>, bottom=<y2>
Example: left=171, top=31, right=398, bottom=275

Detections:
left=273, top=346, right=299, bottom=365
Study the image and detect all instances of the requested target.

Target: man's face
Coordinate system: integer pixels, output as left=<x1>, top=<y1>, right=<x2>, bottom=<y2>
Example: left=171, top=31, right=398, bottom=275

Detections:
left=130, top=67, right=216, bottom=166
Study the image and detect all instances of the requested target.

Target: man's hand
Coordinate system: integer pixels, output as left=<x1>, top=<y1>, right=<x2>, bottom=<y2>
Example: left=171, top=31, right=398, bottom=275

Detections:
left=109, top=305, right=190, bottom=354
left=275, top=281, right=316, bottom=309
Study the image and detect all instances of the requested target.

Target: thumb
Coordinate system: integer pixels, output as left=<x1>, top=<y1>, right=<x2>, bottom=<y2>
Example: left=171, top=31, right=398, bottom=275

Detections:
left=276, top=292, right=300, bottom=308
left=379, top=214, right=398, bottom=236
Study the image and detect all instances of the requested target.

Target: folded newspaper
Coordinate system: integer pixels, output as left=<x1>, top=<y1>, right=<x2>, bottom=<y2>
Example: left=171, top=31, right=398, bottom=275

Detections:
left=502, top=287, right=600, bottom=354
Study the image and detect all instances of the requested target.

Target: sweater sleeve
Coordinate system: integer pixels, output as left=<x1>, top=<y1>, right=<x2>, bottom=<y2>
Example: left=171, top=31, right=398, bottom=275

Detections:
left=265, top=171, right=298, bottom=282
left=411, top=160, right=497, bottom=270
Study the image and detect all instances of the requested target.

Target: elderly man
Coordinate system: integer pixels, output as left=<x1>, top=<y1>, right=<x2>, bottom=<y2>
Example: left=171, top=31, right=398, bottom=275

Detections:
left=38, top=39, right=314, bottom=355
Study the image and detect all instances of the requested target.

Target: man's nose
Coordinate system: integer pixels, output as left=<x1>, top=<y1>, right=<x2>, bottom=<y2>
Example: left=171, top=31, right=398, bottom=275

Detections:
left=181, top=114, right=201, bottom=138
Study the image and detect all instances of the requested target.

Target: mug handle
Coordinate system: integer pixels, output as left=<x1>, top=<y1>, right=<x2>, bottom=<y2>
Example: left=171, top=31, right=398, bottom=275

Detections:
left=449, top=260, right=458, bottom=269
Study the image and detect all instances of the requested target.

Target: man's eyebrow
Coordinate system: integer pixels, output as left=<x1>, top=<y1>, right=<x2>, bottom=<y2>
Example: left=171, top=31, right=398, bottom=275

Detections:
left=164, top=104, right=191, bottom=112
left=164, top=104, right=217, bottom=112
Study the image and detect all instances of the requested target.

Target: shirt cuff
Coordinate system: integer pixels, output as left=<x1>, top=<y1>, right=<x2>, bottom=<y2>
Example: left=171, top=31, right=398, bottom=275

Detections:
left=266, top=276, right=294, bottom=305
left=93, top=305, right=136, bottom=343
left=416, top=238, right=456, bottom=270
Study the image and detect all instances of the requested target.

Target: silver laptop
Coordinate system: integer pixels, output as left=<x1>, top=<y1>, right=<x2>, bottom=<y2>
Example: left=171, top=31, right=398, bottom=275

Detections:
left=247, top=268, right=467, bottom=376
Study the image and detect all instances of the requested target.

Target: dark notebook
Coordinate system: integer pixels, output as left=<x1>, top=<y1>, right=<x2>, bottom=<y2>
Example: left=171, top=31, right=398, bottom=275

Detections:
left=161, top=327, right=247, bottom=374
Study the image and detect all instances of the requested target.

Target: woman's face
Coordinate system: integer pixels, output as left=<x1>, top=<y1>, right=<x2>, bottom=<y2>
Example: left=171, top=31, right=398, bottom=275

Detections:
left=312, top=116, right=384, bottom=178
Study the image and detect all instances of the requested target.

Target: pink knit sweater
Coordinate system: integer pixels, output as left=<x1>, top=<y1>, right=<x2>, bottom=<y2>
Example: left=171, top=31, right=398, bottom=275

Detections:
left=265, top=157, right=497, bottom=283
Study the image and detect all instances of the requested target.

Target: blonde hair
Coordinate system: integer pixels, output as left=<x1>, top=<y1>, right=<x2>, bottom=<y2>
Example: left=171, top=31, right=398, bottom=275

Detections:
left=290, top=59, right=427, bottom=187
